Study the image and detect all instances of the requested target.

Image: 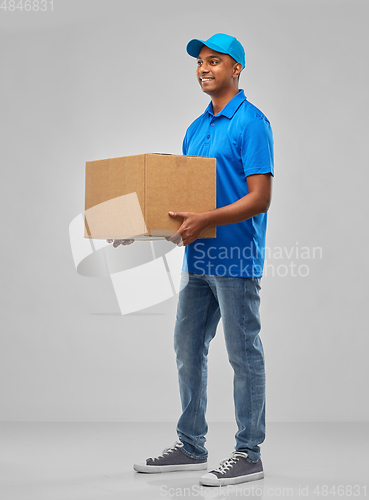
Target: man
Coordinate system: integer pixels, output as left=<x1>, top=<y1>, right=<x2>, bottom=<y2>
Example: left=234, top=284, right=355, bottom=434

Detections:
left=131, top=33, right=274, bottom=486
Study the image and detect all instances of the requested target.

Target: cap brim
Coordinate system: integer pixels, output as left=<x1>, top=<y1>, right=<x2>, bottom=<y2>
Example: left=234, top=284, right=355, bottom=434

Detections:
left=186, top=39, right=206, bottom=58
left=186, top=38, right=232, bottom=59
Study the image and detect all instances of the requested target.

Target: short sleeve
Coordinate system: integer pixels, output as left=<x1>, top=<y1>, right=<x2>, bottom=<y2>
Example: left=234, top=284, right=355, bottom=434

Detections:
left=240, top=116, right=274, bottom=178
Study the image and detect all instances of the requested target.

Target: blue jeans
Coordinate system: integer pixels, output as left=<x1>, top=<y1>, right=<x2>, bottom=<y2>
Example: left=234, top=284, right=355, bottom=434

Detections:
left=174, top=272, right=265, bottom=463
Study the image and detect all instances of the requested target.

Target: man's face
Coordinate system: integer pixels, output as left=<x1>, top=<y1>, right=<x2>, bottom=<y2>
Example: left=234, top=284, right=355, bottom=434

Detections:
left=196, top=45, right=240, bottom=96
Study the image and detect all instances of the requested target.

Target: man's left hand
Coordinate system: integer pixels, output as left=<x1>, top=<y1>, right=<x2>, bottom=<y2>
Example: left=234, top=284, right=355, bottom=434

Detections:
left=167, top=212, right=208, bottom=246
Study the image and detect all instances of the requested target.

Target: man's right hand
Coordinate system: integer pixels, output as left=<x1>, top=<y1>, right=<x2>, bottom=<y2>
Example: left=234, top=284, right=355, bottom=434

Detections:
left=106, top=239, right=135, bottom=248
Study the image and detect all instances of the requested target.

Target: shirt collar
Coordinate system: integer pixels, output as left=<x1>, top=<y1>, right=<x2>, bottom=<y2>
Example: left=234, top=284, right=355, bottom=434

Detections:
left=205, top=89, right=247, bottom=119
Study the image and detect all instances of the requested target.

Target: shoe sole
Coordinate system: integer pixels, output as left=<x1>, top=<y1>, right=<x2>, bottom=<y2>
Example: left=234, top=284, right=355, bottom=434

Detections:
left=134, top=462, right=208, bottom=473
left=200, top=470, right=264, bottom=486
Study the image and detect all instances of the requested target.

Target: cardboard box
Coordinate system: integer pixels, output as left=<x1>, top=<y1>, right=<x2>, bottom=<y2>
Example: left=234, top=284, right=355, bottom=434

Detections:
left=84, top=154, right=216, bottom=239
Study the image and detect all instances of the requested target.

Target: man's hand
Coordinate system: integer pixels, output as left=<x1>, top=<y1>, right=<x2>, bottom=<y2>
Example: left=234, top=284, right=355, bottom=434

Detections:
left=166, top=212, right=208, bottom=246
left=106, top=239, right=135, bottom=248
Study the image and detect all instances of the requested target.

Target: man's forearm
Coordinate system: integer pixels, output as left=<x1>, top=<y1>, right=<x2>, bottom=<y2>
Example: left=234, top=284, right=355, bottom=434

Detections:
left=167, top=174, right=272, bottom=246
left=202, top=192, right=270, bottom=229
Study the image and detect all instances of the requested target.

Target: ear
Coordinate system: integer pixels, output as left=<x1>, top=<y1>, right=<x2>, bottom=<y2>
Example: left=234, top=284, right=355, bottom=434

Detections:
left=233, top=63, right=243, bottom=79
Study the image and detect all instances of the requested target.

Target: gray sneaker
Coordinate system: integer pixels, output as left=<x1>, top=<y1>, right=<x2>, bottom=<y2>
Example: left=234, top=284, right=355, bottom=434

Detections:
left=133, top=441, right=208, bottom=473
left=200, top=452, right=264, bottom=486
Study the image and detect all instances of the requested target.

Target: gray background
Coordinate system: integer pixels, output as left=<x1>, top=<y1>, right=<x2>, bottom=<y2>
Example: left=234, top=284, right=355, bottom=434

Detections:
left=1, top=0, right=368, bottom=423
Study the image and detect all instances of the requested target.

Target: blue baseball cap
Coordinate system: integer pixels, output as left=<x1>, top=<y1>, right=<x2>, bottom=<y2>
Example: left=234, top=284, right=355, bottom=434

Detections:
left=186, top=33, right=245, bottom=69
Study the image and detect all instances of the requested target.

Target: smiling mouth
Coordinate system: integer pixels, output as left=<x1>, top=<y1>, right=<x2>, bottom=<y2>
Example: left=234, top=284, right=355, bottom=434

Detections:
left=200, top=77, right=214, bottom=83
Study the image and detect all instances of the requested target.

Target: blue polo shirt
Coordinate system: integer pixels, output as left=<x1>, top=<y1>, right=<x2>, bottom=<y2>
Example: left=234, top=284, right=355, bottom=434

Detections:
left=182, top=89, right=274, bottom=278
